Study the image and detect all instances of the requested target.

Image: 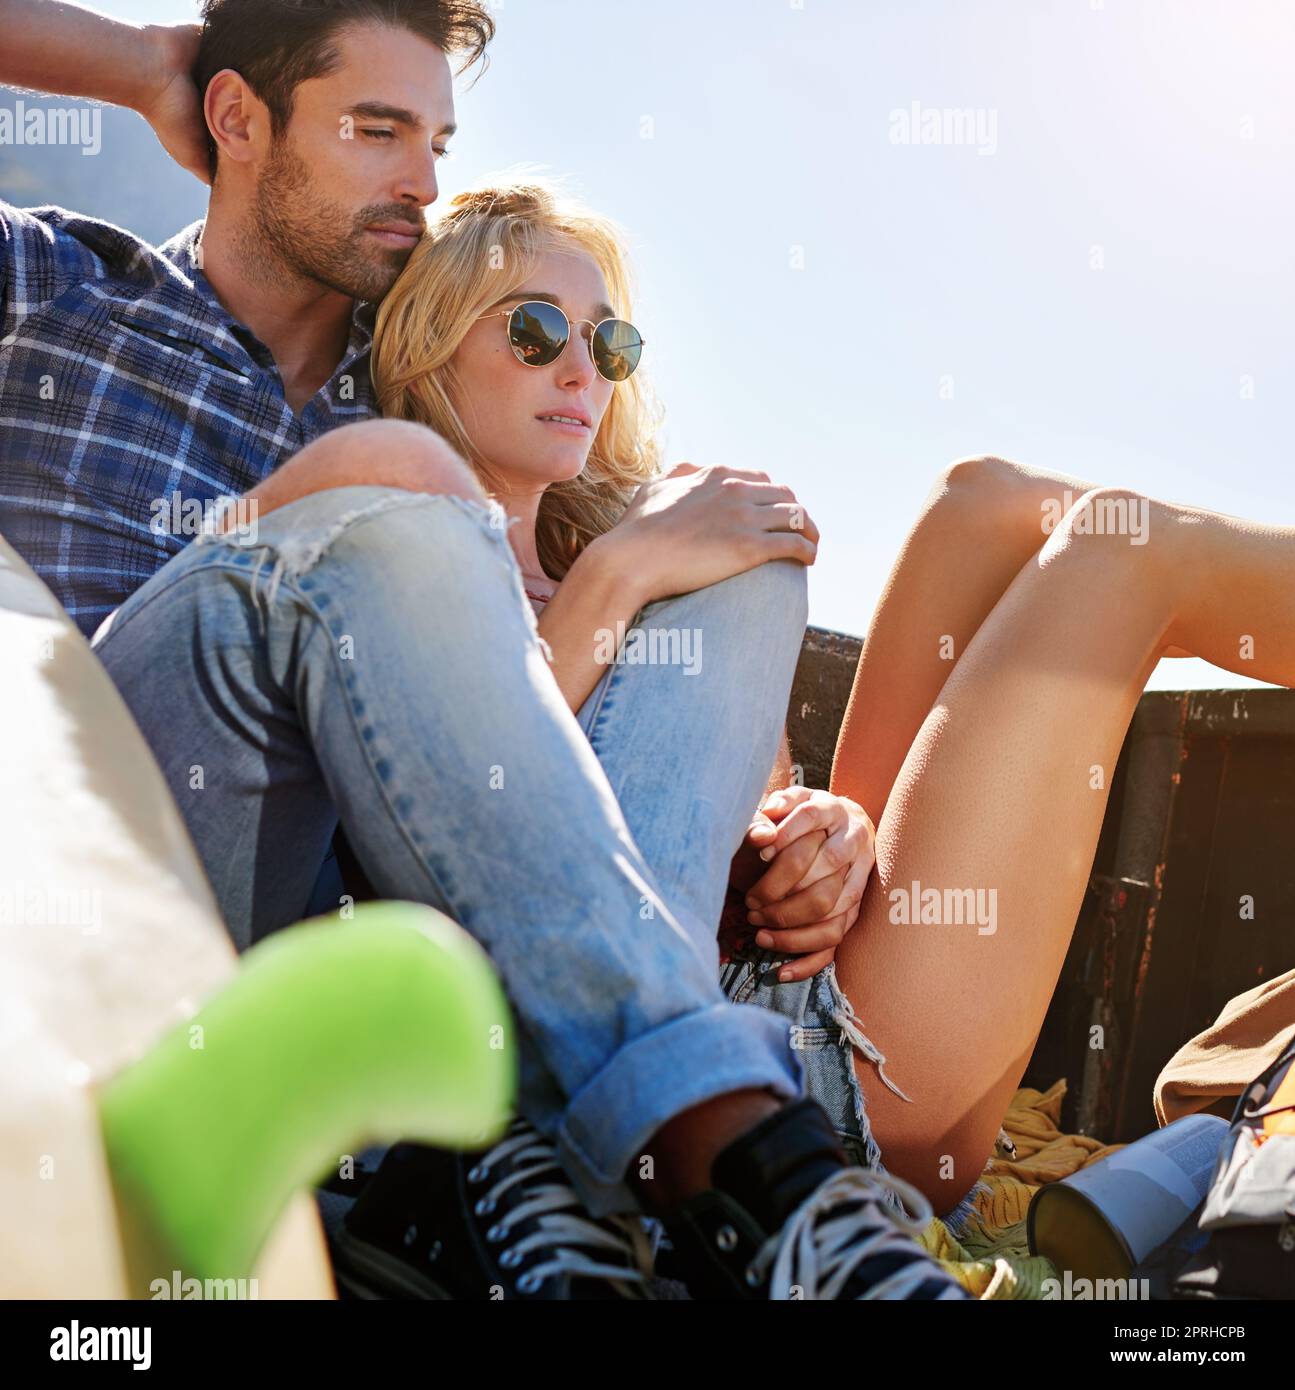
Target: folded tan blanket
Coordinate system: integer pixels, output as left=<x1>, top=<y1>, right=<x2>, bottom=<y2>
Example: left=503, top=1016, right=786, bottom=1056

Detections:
left=1154, top=967, right=1295, bottom=1126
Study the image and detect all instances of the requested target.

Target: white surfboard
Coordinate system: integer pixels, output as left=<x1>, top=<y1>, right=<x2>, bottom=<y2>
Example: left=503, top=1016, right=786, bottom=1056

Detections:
left=0, top=535, right=332, bottom=1299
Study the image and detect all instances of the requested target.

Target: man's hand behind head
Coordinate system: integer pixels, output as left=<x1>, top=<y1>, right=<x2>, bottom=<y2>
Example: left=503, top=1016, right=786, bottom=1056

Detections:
left=135, top=23, right=211, bottom=187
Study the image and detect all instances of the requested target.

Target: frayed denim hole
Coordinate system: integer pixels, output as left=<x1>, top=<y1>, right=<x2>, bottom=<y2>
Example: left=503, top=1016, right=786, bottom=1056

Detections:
left=822, top=962, right=913, bottom=1105
left=787, top=965, right=890, bottom=1173
left=840, top=1048, right=886, bottom=1174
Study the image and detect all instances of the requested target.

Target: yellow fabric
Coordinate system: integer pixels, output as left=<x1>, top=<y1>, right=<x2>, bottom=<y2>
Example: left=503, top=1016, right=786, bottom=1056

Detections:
left=916, top=1078, right=1126, bottom=1300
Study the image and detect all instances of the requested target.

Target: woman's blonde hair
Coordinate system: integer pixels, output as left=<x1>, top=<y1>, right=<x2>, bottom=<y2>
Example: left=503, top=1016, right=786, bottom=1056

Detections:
left=371, top=174, right=662, bottom=579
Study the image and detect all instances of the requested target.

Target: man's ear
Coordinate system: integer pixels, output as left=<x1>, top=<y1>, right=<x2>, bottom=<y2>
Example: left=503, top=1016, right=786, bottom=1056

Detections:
left=204, top=68, right=267, bottom=170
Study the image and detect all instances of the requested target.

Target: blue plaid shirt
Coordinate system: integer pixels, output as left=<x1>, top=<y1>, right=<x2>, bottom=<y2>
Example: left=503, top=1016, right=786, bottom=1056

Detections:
left=0, top=201, right=379, bottom=636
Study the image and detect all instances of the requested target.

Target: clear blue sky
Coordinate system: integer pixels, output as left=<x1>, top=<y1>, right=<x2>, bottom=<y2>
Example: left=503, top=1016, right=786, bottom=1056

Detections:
left=36, top=2, right=1295, bottom=686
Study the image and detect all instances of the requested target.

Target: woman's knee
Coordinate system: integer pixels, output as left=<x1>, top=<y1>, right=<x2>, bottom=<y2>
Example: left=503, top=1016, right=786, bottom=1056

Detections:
left=938, top=453, right=1019, bottom=496
left=920, top=455, right=1037, bottom=557
left=934, top=453, right=1030, bottom=512
left=932, top=454, right=1099, bottom=553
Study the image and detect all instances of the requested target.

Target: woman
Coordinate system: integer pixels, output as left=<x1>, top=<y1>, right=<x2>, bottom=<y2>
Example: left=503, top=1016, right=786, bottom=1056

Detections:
left=365, top=178, right=905, bottom=1185
left=359, top=173, right=1294, bottom=1242
left=369, top=184, right=873, bottom=958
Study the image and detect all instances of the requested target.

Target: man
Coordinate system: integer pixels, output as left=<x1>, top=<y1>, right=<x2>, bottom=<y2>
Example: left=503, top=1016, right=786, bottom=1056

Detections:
left=1, top=1, right=969, bottom=1301
left=0, top=0, right=486, bottom=636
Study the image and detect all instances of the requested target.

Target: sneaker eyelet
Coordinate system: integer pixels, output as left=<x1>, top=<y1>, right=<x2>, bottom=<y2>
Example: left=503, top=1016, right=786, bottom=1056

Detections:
left=745, top=1265, right=761, bottom=1287
left=467, top=1163, right=489, bottom=1184
left=486, top=1223, right=509, bottom=1243
left=715, top=1224, right=738, bottom=1252
left=500, top=1248, right=523, bottom=1269
left=402, top=1223, right=418, bottom=1248
left=516, top=1270, right=542, bottom=1293
left=474, top=1197, right=497, bottom=1217
left=426, top=1240, right=442, bottom=1263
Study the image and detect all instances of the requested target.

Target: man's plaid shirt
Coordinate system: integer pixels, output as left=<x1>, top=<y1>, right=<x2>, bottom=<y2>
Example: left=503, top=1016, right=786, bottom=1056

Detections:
left=0, top=201, right=380, bottom=636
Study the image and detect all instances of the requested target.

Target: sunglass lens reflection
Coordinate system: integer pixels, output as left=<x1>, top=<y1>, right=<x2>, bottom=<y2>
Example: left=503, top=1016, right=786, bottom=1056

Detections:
left=593, top=319, right=643, bottom=381
left=509, top=301, right=569, bottom=365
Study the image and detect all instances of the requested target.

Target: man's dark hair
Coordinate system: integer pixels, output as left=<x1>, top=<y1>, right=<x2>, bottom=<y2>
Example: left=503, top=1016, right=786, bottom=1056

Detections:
left=195, top=0, right=495, bottom=180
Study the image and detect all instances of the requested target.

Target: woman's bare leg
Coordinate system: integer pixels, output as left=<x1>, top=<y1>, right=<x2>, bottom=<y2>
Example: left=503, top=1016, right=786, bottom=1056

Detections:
left=832, top=485, right=1295, bottom=1214
left=831, top=454, right=1101, bottom=826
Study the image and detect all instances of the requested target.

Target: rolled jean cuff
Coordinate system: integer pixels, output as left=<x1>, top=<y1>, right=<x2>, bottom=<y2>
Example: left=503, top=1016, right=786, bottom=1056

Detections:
left=555, top=1001, right=805, bottom=1218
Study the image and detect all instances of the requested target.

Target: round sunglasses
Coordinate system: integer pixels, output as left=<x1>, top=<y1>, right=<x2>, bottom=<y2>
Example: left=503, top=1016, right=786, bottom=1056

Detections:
left=477, top=300, right=644, bottom=382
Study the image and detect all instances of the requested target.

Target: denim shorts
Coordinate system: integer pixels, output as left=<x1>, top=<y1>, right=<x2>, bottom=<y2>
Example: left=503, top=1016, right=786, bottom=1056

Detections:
left=719, top=944, right=984, bottom=1231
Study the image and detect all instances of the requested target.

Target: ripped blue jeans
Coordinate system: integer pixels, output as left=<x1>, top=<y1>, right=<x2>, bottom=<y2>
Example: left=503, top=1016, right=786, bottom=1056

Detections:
left=92, top=484, right=931, bottom=1220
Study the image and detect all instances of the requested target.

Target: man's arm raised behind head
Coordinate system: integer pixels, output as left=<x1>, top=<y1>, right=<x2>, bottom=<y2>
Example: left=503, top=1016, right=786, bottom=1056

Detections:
left=0, top=0, right=210, bottom=183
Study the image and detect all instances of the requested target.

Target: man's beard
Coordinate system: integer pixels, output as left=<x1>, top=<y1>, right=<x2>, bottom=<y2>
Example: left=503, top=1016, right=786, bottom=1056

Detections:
left=247, top=135, right=420, bottom=303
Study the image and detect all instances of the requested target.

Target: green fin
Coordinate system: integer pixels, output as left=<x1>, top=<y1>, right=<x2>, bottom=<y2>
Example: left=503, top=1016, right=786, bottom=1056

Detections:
left=98, top=902, right=514, bottom=1293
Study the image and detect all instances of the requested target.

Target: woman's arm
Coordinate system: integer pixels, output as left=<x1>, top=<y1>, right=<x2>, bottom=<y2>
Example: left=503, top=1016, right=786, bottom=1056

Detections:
left=537, top=461, right=819, bottom=713
left=534, top=535, right=651, bottom=713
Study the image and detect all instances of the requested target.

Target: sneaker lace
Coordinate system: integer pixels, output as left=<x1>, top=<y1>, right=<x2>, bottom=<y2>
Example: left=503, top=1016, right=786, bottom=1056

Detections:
left=469, top=1121, right=657, bottom=1297
left=748, top=1166, right=963, bottom=1300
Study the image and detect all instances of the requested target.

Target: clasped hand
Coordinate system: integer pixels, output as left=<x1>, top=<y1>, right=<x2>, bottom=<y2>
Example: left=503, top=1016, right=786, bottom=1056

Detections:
left=736, top=786, right=876, bottom=983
